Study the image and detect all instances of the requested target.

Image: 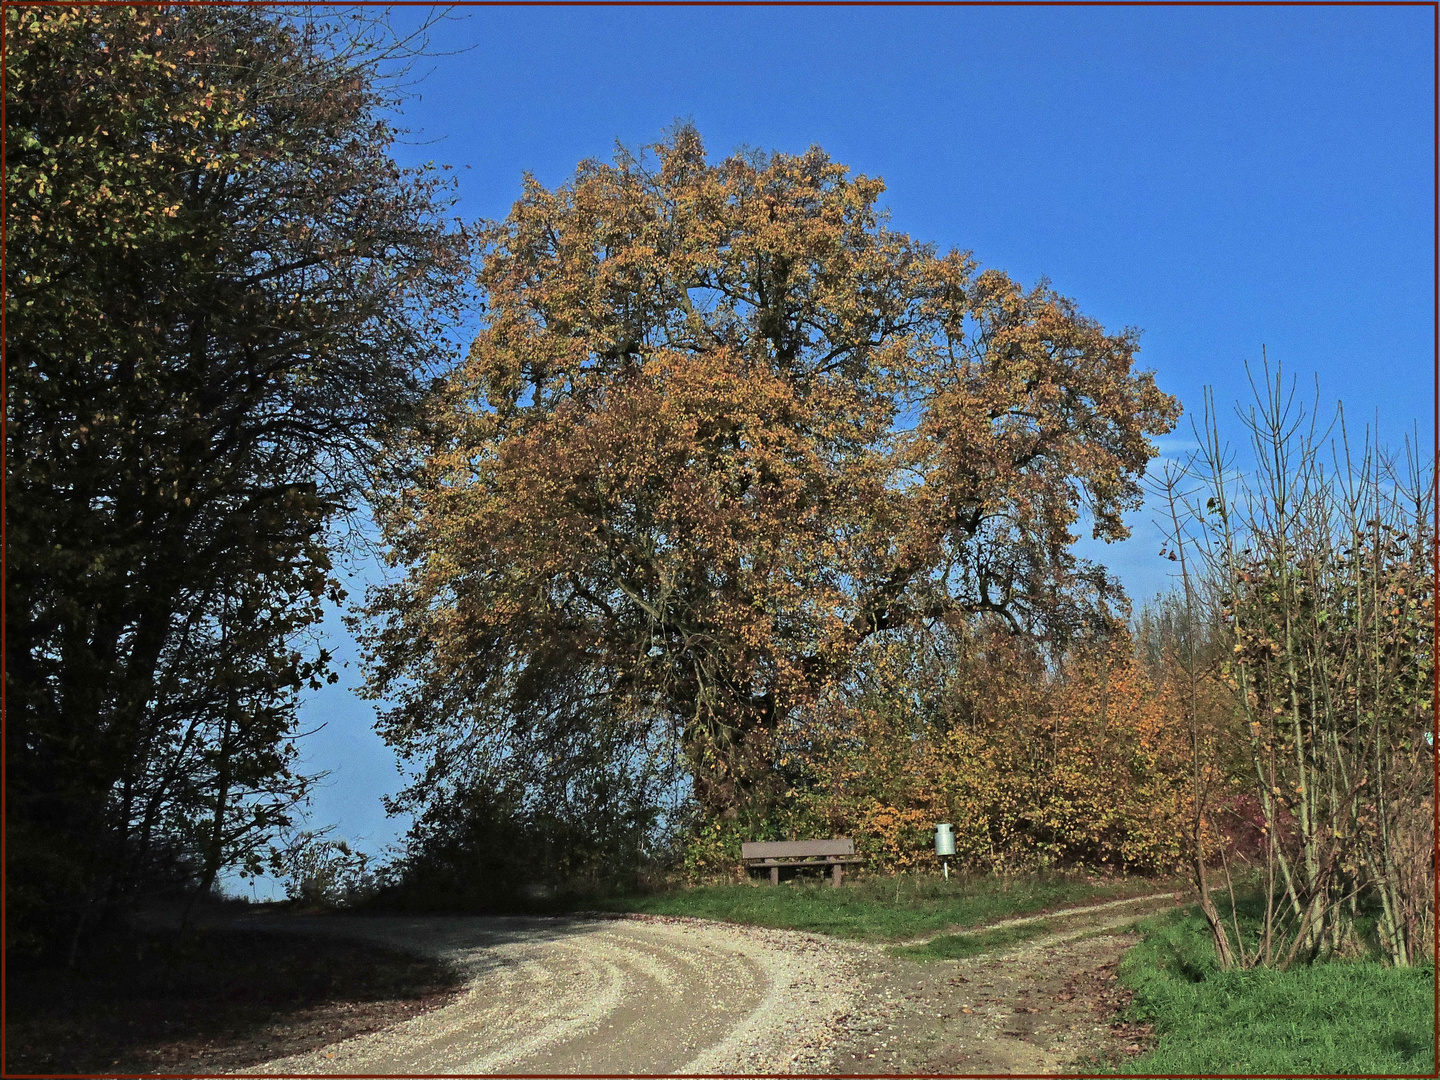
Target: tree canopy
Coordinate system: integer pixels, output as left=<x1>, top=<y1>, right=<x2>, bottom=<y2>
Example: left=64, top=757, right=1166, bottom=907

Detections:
left=361, top=128, right=1181, bottom=841
left=6, top=5, right=470, bottom=952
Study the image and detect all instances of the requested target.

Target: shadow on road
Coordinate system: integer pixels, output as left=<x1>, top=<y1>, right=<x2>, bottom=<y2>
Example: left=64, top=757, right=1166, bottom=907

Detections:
left=6, top=913, right=467, bottom=1076
left=188, top=906, right=628, bottom=981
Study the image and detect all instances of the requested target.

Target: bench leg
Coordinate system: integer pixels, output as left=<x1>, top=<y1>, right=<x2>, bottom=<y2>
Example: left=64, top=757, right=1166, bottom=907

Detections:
left=770, top=866, right=779, bottom=885
left=832, top=863, right=843, bottom=887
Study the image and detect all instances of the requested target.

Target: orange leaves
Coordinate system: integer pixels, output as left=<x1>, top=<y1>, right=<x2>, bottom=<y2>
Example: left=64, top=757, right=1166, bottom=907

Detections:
left=918, top=273, right=1178, bottom=550
left=372, top=126, right=1181, bottom=826
left=473, top=347, right=828, bottom=586
left=775, top=629, right=1191, bottom=875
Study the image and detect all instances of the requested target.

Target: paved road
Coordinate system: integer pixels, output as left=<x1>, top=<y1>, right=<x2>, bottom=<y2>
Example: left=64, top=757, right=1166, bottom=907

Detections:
left=237, top=913, right=868, bottom=1075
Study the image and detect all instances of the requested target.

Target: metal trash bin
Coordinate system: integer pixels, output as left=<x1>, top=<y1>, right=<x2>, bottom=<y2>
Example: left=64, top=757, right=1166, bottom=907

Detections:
left=935, top=823, right=956, bottom=879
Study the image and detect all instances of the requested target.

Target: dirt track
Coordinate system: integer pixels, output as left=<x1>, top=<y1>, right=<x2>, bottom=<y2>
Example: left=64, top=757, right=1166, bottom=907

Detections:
left=237, top=913, right=870, bottom=1074
left=235, top=896, right=1179, bottom=1074
left=823, top=902, right=1174, bottom=1073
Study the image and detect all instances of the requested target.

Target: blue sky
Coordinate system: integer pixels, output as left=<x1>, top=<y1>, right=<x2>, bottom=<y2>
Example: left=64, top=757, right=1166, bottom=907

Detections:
left=239, top=4, right=1433, bottom=894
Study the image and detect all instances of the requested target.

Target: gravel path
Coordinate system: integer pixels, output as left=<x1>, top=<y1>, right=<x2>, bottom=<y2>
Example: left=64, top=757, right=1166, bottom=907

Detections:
left=235, top=913, right=873, bottom=1075
left=230, top=894, right=1180, bottom=1075
left=824, top=904, right=1177, bottom=1073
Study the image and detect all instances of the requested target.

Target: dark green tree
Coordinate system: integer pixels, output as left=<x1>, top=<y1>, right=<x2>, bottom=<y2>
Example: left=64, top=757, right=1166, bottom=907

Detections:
left=5, top=5, right=471, bottom=954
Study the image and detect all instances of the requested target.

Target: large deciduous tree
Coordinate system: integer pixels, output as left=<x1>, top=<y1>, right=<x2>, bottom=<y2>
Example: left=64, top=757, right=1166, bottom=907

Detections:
left=362, top=128, right=1180, bottom=849
left=6, top=5, right=470, bottom=953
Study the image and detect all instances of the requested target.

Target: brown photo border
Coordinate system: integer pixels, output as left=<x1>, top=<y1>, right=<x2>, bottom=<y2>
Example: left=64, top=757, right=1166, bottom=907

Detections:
left=0, top=1, right=1434, bottom=1077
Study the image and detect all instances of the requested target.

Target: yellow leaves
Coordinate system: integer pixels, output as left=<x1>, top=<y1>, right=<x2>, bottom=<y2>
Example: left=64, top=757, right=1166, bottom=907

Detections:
left=782, top=631, right=1189, bottom=874
left=380, top=125, right=1184, bottom=829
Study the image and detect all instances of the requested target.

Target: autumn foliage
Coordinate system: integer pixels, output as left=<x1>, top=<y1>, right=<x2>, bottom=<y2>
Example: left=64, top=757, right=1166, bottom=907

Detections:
left=361, top=128, right=1181, bottom=876
left=684, top=626, right=1193, bottom=879
left=12, top=5, right=1426, bottom=985
left=1156, top=376, right=1435, bottom=968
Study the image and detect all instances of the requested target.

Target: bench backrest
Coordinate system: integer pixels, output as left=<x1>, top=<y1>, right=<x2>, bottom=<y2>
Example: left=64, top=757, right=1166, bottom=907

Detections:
left=741, top=838, right=855, bottom=859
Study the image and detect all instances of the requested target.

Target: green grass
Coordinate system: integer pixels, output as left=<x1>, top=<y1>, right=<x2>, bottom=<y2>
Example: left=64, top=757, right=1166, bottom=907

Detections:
left=1114, top=906, right=1435, bottom=1075
left=587, top=870, right=1176, bottom=942
left=890, top=920, right=1053, bottom=959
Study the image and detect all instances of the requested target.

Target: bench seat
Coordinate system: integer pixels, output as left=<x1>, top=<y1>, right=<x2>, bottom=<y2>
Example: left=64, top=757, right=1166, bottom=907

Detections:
left=741, top=839, right=862, bottom=886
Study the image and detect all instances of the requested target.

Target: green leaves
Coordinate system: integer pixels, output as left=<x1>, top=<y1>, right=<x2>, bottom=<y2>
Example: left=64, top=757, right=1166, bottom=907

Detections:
left=7, top=6, right=471, bottom=953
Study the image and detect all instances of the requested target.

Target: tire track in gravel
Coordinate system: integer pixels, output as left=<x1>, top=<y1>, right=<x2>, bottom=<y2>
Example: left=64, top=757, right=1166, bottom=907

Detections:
left=231, top=893, right=1181, bottom=1075
left=235, top=913, right=871, bottom=1075
left=826, top=896, right=1183, bottom=1074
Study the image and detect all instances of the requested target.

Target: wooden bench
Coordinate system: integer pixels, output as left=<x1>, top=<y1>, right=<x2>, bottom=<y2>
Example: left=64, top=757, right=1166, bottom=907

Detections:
left=741, top=839, right=863, bottom=887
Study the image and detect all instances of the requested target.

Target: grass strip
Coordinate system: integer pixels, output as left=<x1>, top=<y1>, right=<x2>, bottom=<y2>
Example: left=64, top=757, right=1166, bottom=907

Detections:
left=890, top=920, right=1052, bottom=960
left=1114, top=906, right=1434, bottom=1074
left=588, top=871, right=1178, bottom=942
